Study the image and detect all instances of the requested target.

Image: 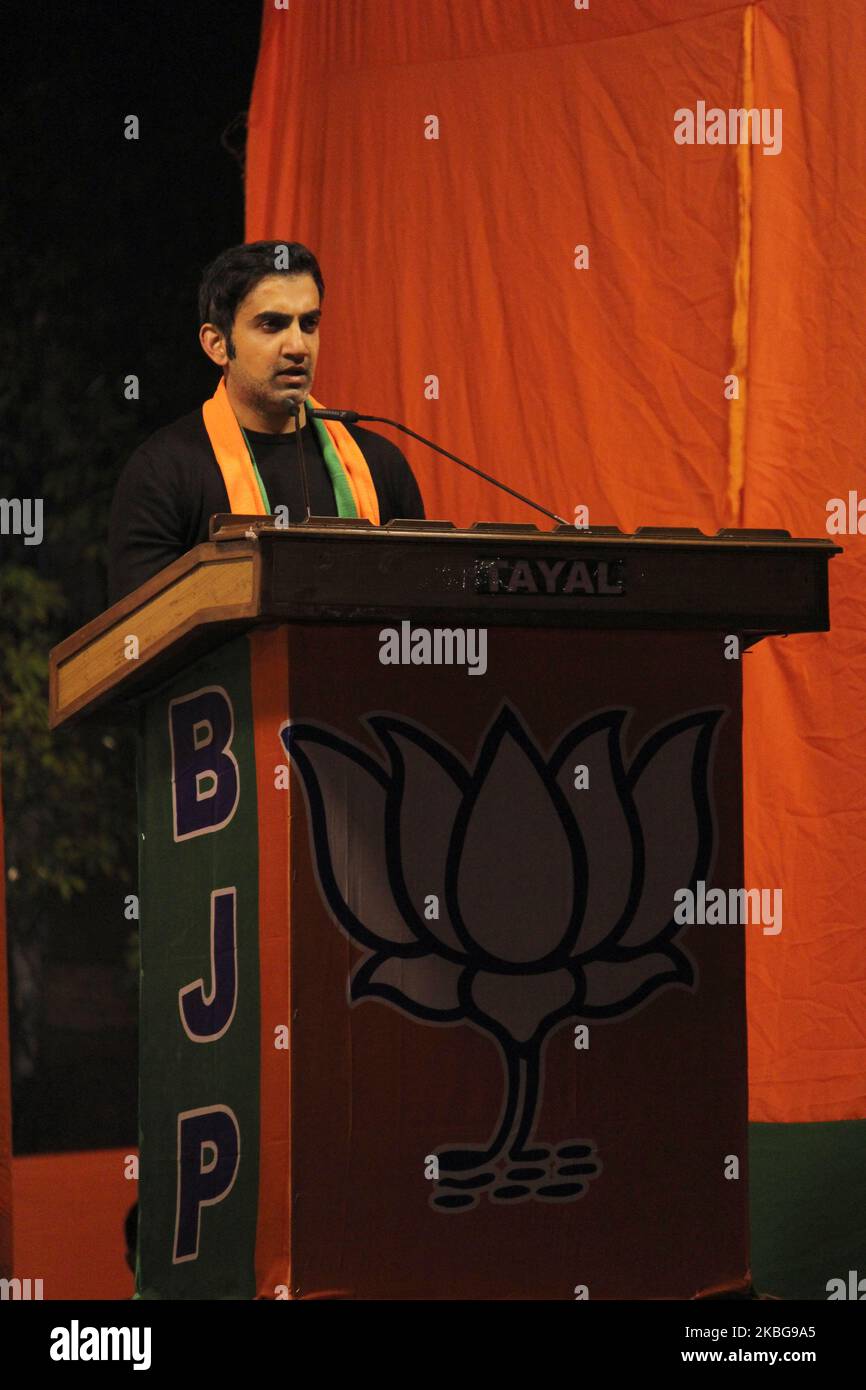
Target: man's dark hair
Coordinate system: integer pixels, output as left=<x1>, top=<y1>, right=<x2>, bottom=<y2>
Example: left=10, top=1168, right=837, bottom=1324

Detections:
left=198, top=241, right=325, bottom=353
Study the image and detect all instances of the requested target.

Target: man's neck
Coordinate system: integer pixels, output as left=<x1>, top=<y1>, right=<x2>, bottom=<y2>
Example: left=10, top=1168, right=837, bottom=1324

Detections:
left=225, top=379, right=306, bottom=434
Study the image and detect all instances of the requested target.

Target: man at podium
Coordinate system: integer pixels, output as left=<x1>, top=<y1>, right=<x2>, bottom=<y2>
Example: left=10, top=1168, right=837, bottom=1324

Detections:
left=107, top=240, right=425, bottom=602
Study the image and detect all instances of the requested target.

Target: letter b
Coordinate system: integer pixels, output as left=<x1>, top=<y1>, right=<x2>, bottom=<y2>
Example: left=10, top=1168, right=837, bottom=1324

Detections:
left=170, top=687, right=239, bottom=840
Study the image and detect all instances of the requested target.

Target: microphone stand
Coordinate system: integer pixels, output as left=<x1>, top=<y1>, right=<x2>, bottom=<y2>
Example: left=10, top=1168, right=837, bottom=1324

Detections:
left=308, top=407, right=568, bottom=527
left=288, top=401, right=312, bottom=522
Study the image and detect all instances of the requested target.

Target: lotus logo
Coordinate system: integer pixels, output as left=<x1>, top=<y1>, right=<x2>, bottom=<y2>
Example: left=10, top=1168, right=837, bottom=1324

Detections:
left=281, top=703, right=721, bottom=1210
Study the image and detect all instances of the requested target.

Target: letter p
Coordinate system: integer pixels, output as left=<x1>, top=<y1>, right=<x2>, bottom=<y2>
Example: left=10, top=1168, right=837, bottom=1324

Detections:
left=173, top=1106, right=240, bottom=1263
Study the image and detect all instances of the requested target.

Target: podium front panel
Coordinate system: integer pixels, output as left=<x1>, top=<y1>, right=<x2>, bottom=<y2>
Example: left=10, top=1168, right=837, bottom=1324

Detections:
left=136, top=623, right=748, bottom=1300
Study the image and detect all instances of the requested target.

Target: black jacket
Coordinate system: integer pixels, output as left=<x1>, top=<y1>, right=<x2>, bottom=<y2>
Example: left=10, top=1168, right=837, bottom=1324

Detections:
left=107, top=406, right=425, bottom=602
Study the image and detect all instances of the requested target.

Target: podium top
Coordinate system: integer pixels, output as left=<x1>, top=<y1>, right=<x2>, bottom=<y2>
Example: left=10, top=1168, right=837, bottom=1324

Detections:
left=49, top=519, right=840, bottom=728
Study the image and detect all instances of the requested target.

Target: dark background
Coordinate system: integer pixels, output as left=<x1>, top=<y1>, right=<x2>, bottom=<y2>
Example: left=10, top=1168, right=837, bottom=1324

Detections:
left=1, top=1, right=262, bottom=1151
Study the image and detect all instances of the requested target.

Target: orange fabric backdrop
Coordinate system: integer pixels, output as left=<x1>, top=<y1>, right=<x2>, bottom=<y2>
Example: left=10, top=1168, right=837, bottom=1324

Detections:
left=245, top=0, right=866, bottom=1123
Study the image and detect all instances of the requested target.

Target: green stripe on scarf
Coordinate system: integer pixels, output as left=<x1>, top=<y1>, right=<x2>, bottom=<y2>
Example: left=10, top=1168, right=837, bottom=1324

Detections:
left=309, top=413, right=359, bottom=517
left=240, top=428, right=272, bottom=514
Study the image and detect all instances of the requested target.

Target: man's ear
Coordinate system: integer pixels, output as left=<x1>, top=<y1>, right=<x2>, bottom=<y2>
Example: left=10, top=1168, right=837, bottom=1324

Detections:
left=199, top=323, right=230, bottom=367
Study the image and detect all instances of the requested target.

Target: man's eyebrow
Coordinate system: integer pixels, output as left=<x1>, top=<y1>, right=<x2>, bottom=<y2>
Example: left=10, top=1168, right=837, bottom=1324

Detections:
left=250, top=309, right=322, bottom=325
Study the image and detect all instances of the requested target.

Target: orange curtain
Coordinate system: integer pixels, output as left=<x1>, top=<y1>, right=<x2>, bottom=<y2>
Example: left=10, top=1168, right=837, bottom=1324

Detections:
left=246, top=0, right=866, bottom=1123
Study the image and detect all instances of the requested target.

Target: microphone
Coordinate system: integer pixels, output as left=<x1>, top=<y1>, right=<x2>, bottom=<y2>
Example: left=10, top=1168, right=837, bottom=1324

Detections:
left=287, top=401, right=311, bottom=522
left=308, top=407, right=568, bottom=526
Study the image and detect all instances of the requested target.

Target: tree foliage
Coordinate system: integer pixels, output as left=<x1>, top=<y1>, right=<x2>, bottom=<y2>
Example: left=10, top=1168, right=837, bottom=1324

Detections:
left=0, top=225, right=139, bottom=948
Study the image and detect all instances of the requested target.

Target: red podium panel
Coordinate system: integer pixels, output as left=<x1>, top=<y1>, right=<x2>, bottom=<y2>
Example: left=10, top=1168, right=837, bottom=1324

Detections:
left=278, top=625, right=746, bottom=1300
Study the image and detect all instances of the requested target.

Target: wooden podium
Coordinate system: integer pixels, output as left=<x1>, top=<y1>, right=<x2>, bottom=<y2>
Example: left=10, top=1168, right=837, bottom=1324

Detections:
left=50, top=519, right=839, bottom=1300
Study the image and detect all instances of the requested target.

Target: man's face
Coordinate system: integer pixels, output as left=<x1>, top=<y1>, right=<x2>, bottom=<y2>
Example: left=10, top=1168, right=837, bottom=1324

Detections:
left=216, top=272, right=322, bottom=418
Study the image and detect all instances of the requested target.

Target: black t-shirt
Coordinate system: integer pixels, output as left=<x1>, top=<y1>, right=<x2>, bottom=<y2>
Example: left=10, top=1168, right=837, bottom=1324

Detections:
left=107, top=407, right=426, bottom=602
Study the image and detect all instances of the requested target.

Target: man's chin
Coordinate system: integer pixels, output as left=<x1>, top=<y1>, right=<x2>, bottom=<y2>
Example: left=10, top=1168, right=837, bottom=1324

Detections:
left=258, top=391, right=304, bottom=418
left=272, top=381, right=310, bottom=406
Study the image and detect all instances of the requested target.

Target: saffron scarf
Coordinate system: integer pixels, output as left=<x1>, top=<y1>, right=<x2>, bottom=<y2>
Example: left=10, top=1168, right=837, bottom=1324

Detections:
left=202, top=377, right=380, bottom=523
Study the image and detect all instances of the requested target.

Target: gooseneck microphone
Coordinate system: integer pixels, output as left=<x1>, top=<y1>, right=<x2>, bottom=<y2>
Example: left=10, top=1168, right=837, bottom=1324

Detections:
left=287, top=401, right=312, bottom=521
left=307, top=406, right=568, bottom=527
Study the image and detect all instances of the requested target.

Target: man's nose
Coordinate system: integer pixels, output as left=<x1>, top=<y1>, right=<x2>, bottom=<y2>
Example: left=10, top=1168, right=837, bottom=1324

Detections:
left=281, top=326, right=307, bottom=357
